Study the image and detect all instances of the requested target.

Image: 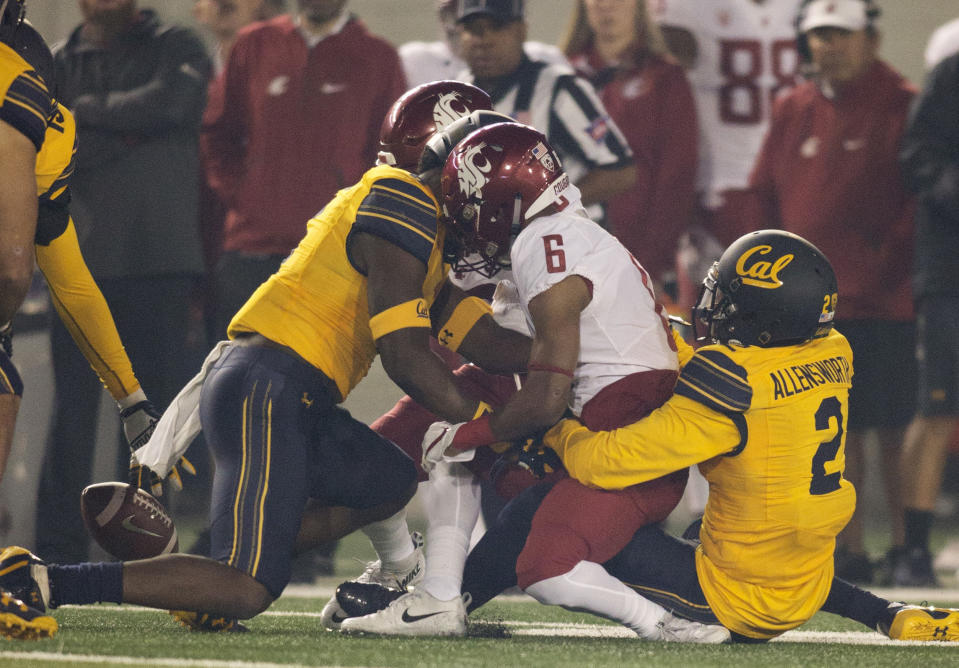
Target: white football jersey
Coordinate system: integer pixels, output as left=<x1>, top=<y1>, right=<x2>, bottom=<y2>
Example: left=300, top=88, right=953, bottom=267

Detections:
left=653, top=0, right=802, bottom=206
left=510, top=198, right=678, bottom=416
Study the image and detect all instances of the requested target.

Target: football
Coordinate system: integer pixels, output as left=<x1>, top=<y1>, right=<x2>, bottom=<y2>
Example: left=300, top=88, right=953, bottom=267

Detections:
left=80, top=482, right=179, bottom=560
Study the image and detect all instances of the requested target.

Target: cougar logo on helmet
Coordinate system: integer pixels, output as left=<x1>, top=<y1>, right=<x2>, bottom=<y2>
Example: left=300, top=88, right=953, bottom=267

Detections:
left=458, top=142, right=494, bottom=198
left=433, top=92, right=470, bottom=130
left=735, top=245, right=794, bottom=289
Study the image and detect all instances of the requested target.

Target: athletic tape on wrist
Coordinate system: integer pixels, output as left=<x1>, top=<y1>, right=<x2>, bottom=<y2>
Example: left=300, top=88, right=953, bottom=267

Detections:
left=437, top=296, right=492, bottom=352
left=369, top=298, right=431, bottom=340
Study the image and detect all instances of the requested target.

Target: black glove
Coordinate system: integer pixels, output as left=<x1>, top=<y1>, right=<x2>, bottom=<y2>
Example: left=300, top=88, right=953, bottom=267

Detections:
left=514, top=439, right=563, bottom=479
left=0, top=322, right=12, bottom=358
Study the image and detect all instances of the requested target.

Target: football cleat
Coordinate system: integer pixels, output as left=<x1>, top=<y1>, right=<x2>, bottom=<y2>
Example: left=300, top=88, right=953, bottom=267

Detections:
left=0, top=547, right=51, bottom=612
left=169, top=610, right=249, bottom=633
left=0, top=590, right=57, bottom=640
left=653, top=611, right=731, bottom=644
left=320, top=531, right=425, bottom=631
left=882, top=604, right=959, bottom=642
left=337, top=581, right=406, bottom=617
left=339, top=588, right=469, bottom=637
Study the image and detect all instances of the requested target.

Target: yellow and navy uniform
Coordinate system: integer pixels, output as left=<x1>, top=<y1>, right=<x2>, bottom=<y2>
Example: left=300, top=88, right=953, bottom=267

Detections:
left=229, top=164, right=447, bottom=400
left=0, top=41, right=51, bottom=152
left=3, top=46, right=138, bottom=400
left=546, top=329, right=856, bottom=639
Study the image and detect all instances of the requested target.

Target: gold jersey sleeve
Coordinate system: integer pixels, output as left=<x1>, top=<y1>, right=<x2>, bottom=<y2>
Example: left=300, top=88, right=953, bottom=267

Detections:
left=35, top=219, right=140, bottom=400
left=546, top=329, right=856, bottom=639
left=228, top=165, right=448, bottom=400
left=32, top=103, right=139, bottom=400
left=35, top=103, right=74, bottom=202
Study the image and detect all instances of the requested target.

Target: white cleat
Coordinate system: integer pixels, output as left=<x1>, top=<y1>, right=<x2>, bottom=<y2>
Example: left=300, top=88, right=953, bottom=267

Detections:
left=320, top=597, right=349, bottom=631
left=339, top=589, right=469, bottom=637
left=320, top=532, right=425, bottom=631
left=653, top=611, right=731, bottom=644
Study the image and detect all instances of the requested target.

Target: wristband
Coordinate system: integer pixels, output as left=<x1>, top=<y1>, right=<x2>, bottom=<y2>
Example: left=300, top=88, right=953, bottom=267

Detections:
left=369, top=298, right=431, bottom=340
left=454, top=414, right=496, bottom=450
left=437, top=296, right=492, bottom=352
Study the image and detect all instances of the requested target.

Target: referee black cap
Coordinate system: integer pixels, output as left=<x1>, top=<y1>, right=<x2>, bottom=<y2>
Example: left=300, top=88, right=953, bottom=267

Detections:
left=457, top=0, right=525, bottom=25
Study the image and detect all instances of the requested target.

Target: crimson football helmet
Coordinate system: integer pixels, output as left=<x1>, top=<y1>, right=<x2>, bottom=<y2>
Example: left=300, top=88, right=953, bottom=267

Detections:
left=378, top=80, right=492, bottom=171
left=441, top=122, right=576, bottom=277
left=694, top=229, right=838, bottom=347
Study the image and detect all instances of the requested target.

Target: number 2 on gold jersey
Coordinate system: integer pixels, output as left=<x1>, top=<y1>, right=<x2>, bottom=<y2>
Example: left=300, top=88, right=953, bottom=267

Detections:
left=810, top=396, right=843, bottom=495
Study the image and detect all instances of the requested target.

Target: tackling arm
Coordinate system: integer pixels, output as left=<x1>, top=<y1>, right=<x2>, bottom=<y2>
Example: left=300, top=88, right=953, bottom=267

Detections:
left=0, top=119, right=39, bottom=325
left=546, top=394, right=741, bottom=490
left=444, top=275, right=589, bottom=455
left=431, top=280, right=531, bottom=374
left=354, top=232, right=479, bottom=424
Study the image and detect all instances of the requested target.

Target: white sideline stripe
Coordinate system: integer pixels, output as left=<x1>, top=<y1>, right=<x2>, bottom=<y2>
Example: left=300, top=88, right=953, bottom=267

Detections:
left=37, top=606, right=959, bottom=647
left=0, top=653, right=345, bottom=668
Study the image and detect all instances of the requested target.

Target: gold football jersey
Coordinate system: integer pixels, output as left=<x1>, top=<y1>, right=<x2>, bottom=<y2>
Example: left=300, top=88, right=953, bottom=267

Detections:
left=546, top=329, right=855, bottom=639
left=229, top=165, right=447, bottom=400
left=0, top=41, right=52, bottom=151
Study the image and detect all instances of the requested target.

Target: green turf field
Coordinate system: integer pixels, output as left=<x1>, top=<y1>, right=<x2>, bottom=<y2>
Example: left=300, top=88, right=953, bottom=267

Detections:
left=3, top=582, right=959, bottom=667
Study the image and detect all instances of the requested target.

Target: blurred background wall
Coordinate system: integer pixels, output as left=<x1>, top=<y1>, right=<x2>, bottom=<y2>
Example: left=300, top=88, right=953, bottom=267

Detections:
left=26, top=0, right=959, bottom=87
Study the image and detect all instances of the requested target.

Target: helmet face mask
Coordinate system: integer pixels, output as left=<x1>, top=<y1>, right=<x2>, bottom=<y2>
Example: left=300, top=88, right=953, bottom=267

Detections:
left=694, top=230, right=838, bottom=348
left=441, top=122, right=573, bottom=278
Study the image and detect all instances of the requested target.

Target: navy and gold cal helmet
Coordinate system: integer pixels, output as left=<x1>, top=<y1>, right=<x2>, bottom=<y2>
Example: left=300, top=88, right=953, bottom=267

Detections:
left=694, top=229, right=838, bottom=347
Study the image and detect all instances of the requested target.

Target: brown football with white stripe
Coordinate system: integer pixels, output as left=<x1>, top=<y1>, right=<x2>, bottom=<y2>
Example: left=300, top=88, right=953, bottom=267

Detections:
left=80, top=482, right=178, bottom=560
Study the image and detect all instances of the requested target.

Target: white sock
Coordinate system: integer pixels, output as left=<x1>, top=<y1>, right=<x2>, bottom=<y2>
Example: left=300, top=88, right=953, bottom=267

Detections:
left=420, top=459, right=481, bottom=601
left=524, top=561, right=666, bottom=638
left=361, top=508, right=414, bottom=569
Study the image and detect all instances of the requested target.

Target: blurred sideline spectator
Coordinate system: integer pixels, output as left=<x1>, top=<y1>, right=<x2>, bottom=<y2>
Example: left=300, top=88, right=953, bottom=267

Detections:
left=651, top=0, right=802, bottom=312
left=400, top=0, right=566, bottom=88
left=456, top=0, right=636, bottom=226
left=747, top=0, right=916, bottom=584
left=895, top=49, right=959, bottom=586
left=192, top=0, right=287, bottom=347
left=36, top=0, right=210, bottom=562
left=201, top=0, right=406, bottom=342
left=193, top=0, right=287, bottom=75
left=561, top=0, right=697, bottom=302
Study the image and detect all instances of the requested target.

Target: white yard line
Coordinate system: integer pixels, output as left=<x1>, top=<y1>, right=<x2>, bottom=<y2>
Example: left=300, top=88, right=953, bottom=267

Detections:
left=0, top=653, right=346, bottom=668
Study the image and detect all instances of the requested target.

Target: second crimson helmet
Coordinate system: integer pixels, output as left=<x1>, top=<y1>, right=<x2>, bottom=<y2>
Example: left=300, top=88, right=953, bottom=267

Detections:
left=378, top=80, right=492, bottom=171
left=441, top=122, right=576, bottom=277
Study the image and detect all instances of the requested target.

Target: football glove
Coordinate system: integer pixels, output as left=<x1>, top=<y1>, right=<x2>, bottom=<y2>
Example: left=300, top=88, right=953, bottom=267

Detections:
left=421, top=402, right=496, bottom=473
left=421, top=421, right=461, bottom=473
left=514, top=439, right=563, bottom=479
left=122, top=400, right=195, bottom=496
left=0, top=321, right=12, bottom=358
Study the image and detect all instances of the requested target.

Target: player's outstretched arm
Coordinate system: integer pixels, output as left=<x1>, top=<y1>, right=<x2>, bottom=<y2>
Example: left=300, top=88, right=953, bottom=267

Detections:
left=430, top=280, right=531, bottom=374
left=355, top=233, right=479, bottom=424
